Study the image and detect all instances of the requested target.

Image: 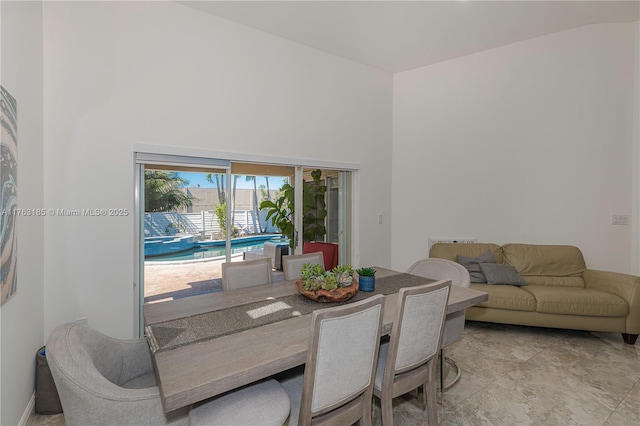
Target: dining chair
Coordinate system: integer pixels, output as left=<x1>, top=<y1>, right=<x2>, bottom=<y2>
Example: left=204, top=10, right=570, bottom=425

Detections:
left=221, top=258, right=273, bottom=291
left=189, top=379, right=290, bottom=426
left=282, top=252, right=324, bottom=281
left=407, top=258, right=470, bottom=391
left=46, top=321, right=290, bottom=426
left=373, top=280, right=451, bottom=426
left=278, top=294, right=385, bottom=426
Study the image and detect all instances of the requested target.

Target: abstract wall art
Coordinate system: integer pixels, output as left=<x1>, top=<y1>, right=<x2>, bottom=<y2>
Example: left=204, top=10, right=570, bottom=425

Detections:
left=1, top=85, right=18, bottom=305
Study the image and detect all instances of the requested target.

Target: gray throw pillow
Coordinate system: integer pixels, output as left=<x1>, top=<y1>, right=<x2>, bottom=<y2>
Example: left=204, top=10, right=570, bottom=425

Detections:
left=479, top=263, right=528, bottom=286
left=457, top=250, right=496, bottom=283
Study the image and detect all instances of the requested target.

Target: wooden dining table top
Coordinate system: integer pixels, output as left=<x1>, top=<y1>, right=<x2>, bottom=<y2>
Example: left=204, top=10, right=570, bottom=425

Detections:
left=143, top=267, right=488, bottom=413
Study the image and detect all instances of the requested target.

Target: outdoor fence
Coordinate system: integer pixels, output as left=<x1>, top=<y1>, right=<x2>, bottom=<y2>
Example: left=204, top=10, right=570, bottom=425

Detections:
left=144, top=210, right=278, bottom=239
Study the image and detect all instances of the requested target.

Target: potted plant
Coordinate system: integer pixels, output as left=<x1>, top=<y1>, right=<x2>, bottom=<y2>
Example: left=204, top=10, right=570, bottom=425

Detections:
left=259, top=169, right=328, bottom=248
left=356, top=267, right=377, bottom=292
left=296, top=263, right=358, bottom=302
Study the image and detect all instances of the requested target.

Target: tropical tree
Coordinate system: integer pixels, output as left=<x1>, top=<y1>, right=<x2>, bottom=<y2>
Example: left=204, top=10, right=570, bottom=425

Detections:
left=205, top=173, right=226, bottom=205
left=258, top=184, right=268, bottom=202
left=214, top=203, right=227, bottom=236
left=264, top=176, right=271, bottom=201
left=144, top=171, right=194, bottom=212
left=213, top=202, right=240, bottom=239
left=209, top=173, right=238, bottom=225
left=245, top=176, right=263, bottom=233
left=258, top=176, right=275, bottom=203
left=260, top=170, right=327, bottom=248
left=301, top=169, right=327, bottom=242
left=260, top=182, right=295, bottom=247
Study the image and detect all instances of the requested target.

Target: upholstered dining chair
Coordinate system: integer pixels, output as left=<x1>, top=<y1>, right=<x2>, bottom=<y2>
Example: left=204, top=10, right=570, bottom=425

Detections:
left=47, top=321, right=290, bottom=426
left=406, top=258, right=471, bottom=391
left=221, top=258, right=273, bottom=291
left=278, top=295, right=385, bottom=426
left=188, top=379, right=290, bottom=426
left=282, top=252, right=324, bottom=281
left=373, top=280, right=451, bottom=426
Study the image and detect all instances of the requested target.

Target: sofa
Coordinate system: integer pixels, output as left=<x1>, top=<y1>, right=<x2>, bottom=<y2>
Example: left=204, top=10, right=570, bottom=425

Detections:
left=429, top=243, right=640, bottom=345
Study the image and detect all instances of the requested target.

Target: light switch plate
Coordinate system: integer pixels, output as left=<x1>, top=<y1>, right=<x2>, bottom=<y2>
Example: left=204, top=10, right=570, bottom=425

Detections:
left=612, top=215, right=629, bottom=225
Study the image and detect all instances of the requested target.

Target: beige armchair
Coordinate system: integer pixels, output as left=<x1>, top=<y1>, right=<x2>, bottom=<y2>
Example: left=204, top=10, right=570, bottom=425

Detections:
left=47, top=322, right=290, bottom=426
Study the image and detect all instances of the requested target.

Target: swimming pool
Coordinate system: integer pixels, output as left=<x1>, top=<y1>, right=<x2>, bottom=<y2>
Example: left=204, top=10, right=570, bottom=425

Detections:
left=145, top=235, right=287, bottom=263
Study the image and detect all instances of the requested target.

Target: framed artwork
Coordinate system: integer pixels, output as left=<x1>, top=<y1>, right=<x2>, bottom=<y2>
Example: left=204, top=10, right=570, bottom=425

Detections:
left=1, top=85, right=17, bottom=305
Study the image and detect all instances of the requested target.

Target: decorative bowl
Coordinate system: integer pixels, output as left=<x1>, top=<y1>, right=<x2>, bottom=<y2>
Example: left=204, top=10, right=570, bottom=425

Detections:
left=295, top=279, right=359, bottom=303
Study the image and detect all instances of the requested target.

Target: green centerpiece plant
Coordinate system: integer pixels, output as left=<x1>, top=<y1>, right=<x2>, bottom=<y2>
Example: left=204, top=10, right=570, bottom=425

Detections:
left=300, top=263, right=354, bottom=291
left=333, top=264, right=354, bottom=287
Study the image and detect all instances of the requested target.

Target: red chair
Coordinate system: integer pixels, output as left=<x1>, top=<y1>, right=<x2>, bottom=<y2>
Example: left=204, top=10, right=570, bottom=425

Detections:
left=303, top=242, right=339, bottom=270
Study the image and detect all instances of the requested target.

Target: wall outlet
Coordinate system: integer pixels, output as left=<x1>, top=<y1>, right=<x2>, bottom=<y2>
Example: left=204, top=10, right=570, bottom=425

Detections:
left=611, top=215, right=629, bottom=226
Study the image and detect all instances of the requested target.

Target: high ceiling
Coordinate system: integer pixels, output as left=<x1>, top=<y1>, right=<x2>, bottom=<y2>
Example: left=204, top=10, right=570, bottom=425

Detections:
left=180, top=1, right=640, bottom=73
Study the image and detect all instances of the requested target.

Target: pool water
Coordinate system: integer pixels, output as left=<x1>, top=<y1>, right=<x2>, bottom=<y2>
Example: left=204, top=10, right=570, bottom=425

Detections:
left=145, top=236, right=288, bottom=262
left=146, top=241, right=265, bottom=262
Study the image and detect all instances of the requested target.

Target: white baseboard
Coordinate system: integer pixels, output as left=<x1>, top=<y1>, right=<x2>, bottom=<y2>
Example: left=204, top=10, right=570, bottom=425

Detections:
left=19, top=392, right=35, bottom=426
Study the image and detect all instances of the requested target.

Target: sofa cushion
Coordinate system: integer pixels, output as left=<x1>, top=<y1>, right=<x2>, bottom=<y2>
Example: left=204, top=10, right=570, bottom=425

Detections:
left=479, top=263, right=528, bottom=286
left=457, top=250, right=496, bottom=283
left=430, top=243, right=504, bottom=264
left=523, top=276, right=585, bottom=288
left=470, top=284, right=536, bottom=311
left=502, top=244, right=586, bottom=278
left=522, top=286, right=629, bottom=317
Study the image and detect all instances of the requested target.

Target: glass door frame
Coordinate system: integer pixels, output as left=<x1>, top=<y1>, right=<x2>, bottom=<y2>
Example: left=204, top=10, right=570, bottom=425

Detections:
left=133, top=153, right=231, bottom=337
left=293, top=166, right=304, bottom=254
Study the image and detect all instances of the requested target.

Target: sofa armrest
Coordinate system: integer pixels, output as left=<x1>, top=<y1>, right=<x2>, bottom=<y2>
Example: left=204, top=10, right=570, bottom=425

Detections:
left=583, top=269, right=640, bottom=334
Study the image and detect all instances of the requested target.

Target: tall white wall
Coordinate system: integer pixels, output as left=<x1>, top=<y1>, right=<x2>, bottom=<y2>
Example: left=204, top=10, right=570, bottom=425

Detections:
left=391, top=22, right=640, bottom=274
left=42, top=2, right=393, bottom=338
left=0, top=1, right=44, bottom=424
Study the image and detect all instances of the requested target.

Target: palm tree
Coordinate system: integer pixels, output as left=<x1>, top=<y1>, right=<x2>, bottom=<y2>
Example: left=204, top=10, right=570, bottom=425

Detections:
left=205, top=173, right=226, bottom=205
left=231, top=175, right=239, bottom=226
left=245, top=176, right=263, bottom=233
left=264, top=176, right=271, bottom=201
left=144, top=171, right=194, bottom=212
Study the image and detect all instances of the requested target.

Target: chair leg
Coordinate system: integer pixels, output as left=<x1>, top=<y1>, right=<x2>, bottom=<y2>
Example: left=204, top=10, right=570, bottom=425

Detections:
left=425, top=361, right=439, bottom=425
left=362, top=394, right=373, bottom=426
left=439, top=348, right=444, bottom=392
left=381, top=396, right=394, bottom=426
left=422, top=382, right=427, bottom=411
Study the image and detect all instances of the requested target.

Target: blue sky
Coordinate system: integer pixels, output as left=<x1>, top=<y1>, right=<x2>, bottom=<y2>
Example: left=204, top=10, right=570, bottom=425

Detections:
left=177, top=172, right=287, bottom=190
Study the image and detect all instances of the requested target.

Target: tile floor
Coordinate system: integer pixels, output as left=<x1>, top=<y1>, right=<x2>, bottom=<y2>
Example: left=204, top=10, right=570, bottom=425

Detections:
left=29, top=321, right=639, bottom=426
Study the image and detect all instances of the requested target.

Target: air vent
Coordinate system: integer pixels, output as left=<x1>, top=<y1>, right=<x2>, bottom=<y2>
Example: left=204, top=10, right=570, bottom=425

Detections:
left=428, top=238, right=477, bottom=252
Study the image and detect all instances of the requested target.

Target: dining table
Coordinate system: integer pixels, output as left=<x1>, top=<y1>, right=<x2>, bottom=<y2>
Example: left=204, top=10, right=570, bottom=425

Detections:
left=143, top=267, right=488, bottom=413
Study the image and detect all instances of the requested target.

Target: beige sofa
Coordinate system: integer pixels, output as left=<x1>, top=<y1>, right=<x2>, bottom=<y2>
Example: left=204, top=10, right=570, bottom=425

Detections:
left=430, top=243, right=640, bottom=345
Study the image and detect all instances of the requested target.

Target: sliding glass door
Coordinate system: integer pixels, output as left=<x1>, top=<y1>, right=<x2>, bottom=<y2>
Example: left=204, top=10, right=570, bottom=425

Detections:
left=135, top=153, right=354, bottom=336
